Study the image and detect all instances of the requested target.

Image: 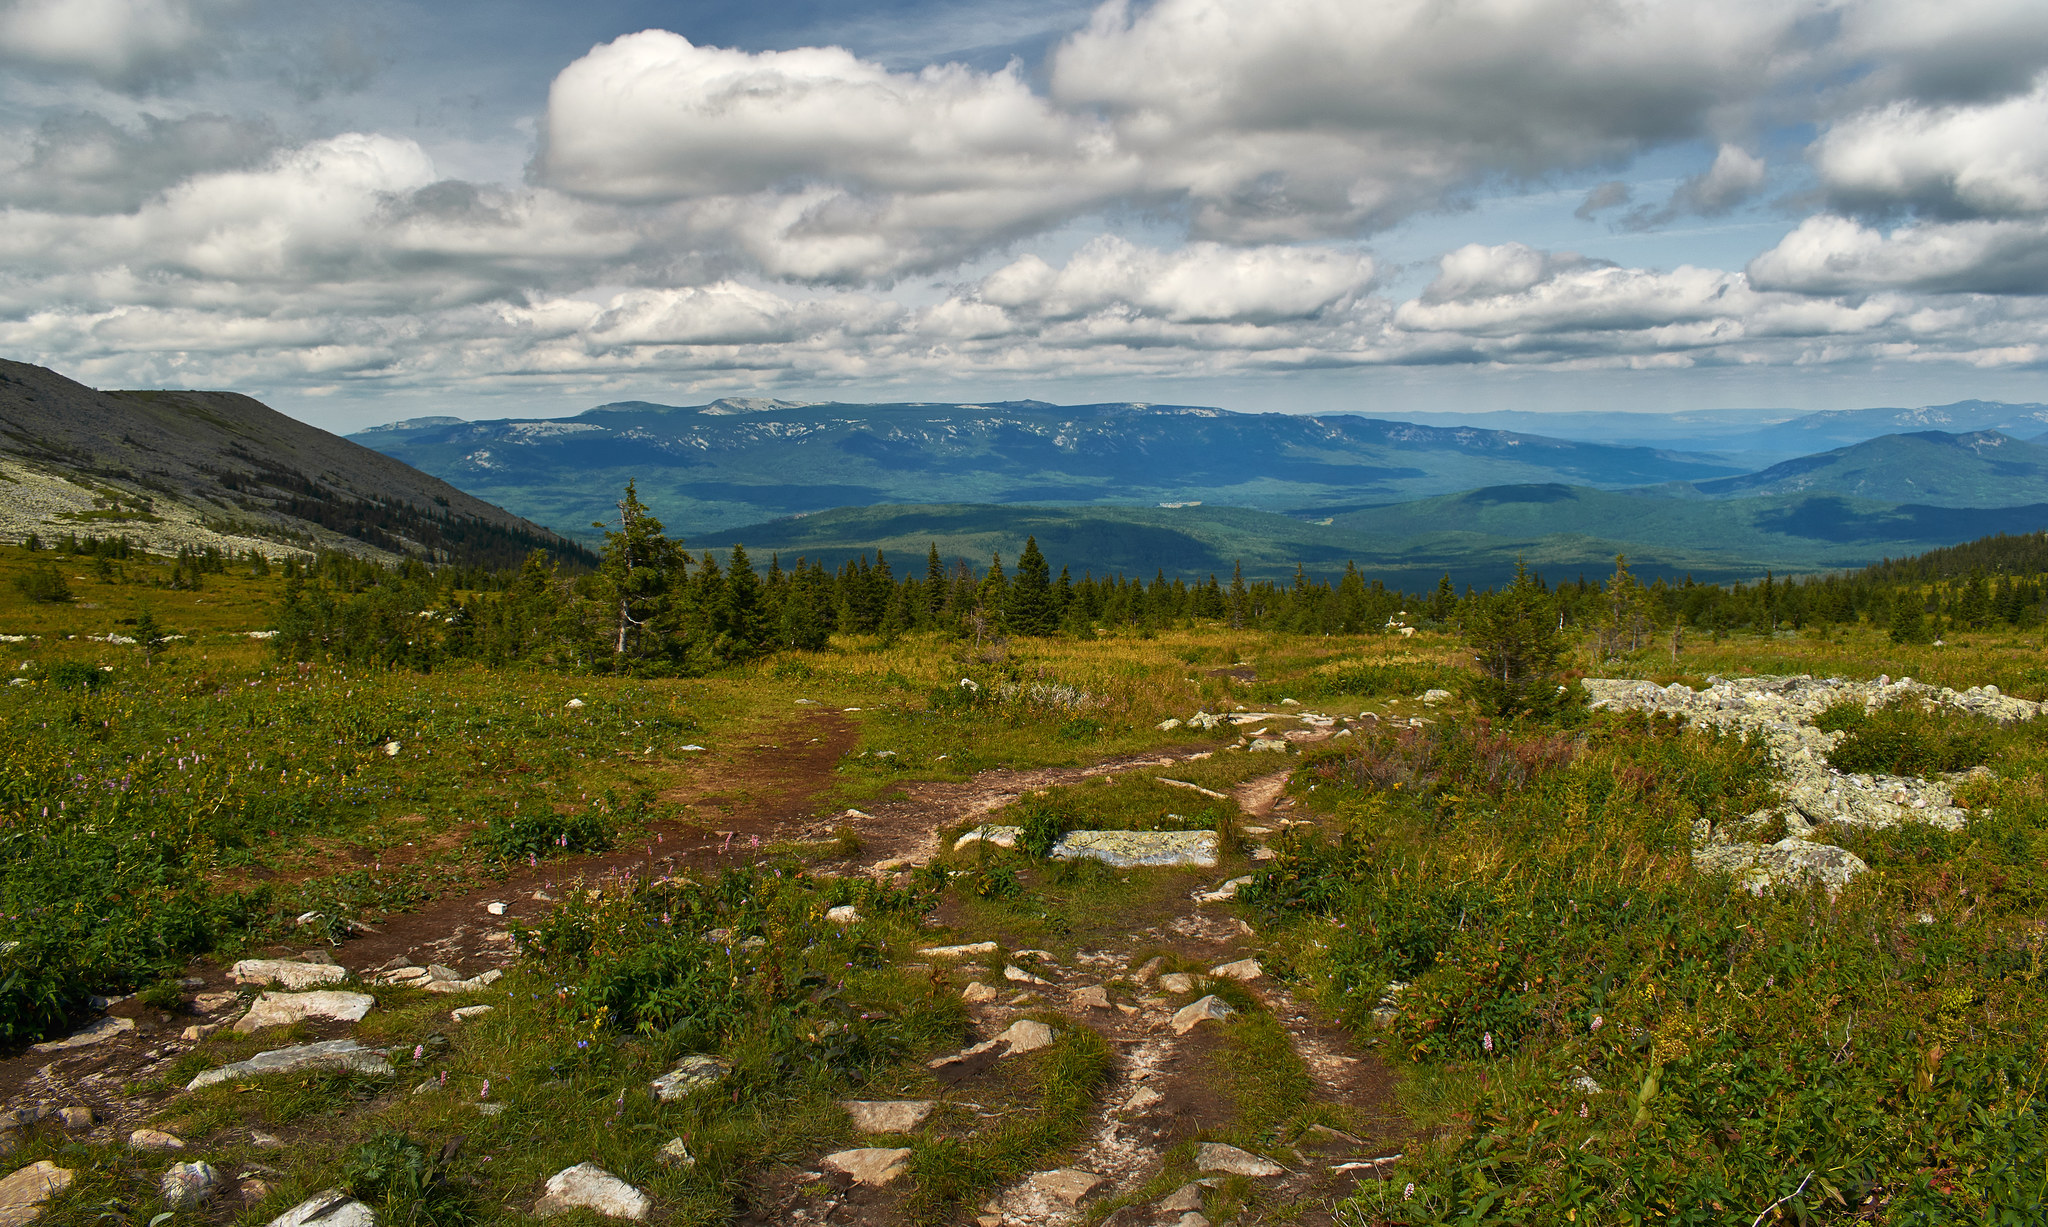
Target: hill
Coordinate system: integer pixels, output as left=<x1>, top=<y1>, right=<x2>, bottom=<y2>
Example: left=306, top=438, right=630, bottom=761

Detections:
left=0, top=360, right=589, bottom=567
left=1684, top=430, right=2048, bottom=506
left=699, top=489, right=2048, bottom=588
left=349, top=397, right=1743, bottom=540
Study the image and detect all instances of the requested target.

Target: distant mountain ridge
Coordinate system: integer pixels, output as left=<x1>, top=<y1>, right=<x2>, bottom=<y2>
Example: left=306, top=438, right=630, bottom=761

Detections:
left=0, top=360, right=588, bottom=566
left=351, top=397, right=1745, bottom=541
left=1684, top=430, right=2048, bottom=506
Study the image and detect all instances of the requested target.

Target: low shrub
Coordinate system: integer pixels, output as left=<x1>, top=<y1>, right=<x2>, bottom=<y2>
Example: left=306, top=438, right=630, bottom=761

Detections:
left=1824, top=703, right=1994, bottom=775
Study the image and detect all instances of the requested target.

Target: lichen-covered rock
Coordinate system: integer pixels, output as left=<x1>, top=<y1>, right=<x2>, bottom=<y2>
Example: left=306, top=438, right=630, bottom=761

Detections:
left=1172, top=995, right=1234, bottom=1034
left=821, top=1148, right=911, bottom=1187
left=1695, top=836, right=1869, bottom=896
left=650, top=1055, right=730, bottom=1101
left=234, top=990, right=375, bottom=1033
left=534, top=1164, right=648, bottom=1220
left=266, top=1190, right=375, bottom=1227
left=186, top=1039, right=392, bottom=1090
left=0, top=1161, right=73, bottom=1227
left=1050, top=829, right=1219, bottom=868
left=30, top=1016, right=133, bottom=1053
left=229, top=960, right=347, bottom=990
left=953, top=825, right=1023, bottom=851
left=842, top=1100, right=933, bottom=1133
left=1197, top=1143, right=1283, bottom=1176
left=160, top=1161, right=220, bottom=1207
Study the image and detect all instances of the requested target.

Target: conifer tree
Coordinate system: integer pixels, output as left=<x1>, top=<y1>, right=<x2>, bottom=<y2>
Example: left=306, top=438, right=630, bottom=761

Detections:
left=597, top=481, right=683, bottom=665
left=1008, top=535, right=1057, bottom=635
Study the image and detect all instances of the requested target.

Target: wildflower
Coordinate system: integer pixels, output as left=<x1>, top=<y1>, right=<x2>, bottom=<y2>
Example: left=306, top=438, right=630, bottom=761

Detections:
left=1578, top=1102, right=1588, bottom=1118
left=479, top=1079, right=490, bottom=1099
left=1482, top=1031, right=1494, bottom=1054
left=412, top=1044, right=424, bottom=1062
left=1403, top=1183, right=1415, bottom=1200
left=1590, top=1015, right=1604, bottom=1032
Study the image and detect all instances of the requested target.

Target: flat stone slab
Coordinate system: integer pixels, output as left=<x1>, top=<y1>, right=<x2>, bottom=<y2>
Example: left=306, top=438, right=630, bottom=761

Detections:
left=1027, top=1169, right=1103, bottom=1206
left=1156, top=973, right=1195, bottom=994
left=842, top=1100, right=934, bottom=1133
left=822, top=1148, right=912, bottom=1187
left=30, top=1016, right=134, bottom=1053
left=128, top=1130, right=185, bottom=1150
left=1211, top=959, right=1263, bottom=982
left=1171, top=995, right=1234, bottom=1035
left=186, top=1039, right=392, bottom=1090
left=229, top=960, right=346, bottom=990
left=1194, top=876, right=1255, bottom=904
left=535, top=1164, right=648, bottom=1220
left=651, top=1055, right=731, bottom=1101
left=1197, top=1142, right=1283, bottom=1177
left=1050, top=830, right=1220, bottom=869
left=422, top=968, right=504, bottom=994
left=953, top=825, right=1022, bottom=851
left=0, top=1161, right=73, bottom=1227
left=267, top=1190, right=375, bottom=1227
left=921, top=941, right=999, bottom=958
left=993, top=1019, right=1055, bottom=1054
left=235, top=991, right=375, bottom=1033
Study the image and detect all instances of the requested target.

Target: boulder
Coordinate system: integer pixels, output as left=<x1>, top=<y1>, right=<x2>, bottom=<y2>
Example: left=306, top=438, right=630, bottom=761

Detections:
left=961, top=981, right=1000, bottom=1003
left=127, top=1130, right=185, bottom=1150
left=267, top=1190, right=375, bottom=1227
left=234, top=990, right=376, bottom=1033
left=1211, top=958, right=1263, bottom=982
left=186, top=1039, right=392, bottom=1090
left=952, top=826, right=1022, bottom=852
left=825, top=906, right=860, bottom=925
left=651, top=1055, right=730, bottom=1101
left=1049, top=830, right=1220, bottom=869
left=229, top=960, right=346, bottom=990
left=1159, top=1183, right=1206, bottom=1212
left=994, top=1019, right=1055, bottom=1054
left=821, top=1148, right=912, bottom=1187
left=534, top=1164, right=648, bottom=1220
left=1171, top=995, right=1235, bottom=1035
left=1196, top=1142, right=1283, bottom=1177
left=160, top=1161, right=220, bottom=1207
left=0, top=1161, right=73, bottom=1227
left=1026, top=1170, right=1102, bottom=1206
left=842, top=1100, right=934, bottom=1133
left=1070, top=985, right=1112, bottom=1009
left=30, top=1017, right=134, bottom=1053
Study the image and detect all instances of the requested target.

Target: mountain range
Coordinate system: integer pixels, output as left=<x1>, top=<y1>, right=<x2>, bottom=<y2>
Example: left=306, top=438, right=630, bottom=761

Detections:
left=0, top=361, right=586, bottom=567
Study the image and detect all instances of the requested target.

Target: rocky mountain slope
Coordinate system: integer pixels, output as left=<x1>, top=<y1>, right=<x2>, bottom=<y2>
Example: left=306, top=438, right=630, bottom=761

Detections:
left=0, top=361, right=586, bottom=566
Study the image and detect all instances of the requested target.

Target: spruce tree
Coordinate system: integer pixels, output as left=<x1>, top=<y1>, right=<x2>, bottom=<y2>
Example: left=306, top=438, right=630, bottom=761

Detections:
left=597, top=481, right=683, bottom=665
left=1008, top=535, right=1056, bottom=635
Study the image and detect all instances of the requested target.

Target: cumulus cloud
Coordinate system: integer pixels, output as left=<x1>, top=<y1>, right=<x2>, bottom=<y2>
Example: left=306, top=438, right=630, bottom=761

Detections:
left=1813, top=80, right=2048, bottom=220
left=1747, top=214, right=2048, bottom=295
left=0, top=0, right=211, bottom=88
left=0, top=112, right=279, bottom=213
left=977, top=237, right=1374, bottom=323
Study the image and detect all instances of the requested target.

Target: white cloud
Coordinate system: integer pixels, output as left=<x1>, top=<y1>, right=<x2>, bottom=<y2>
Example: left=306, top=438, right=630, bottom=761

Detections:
left=0, top=0, right=206, bottom=86
left=977, top=237, right=1374, bottom=323
left=1747, top=214, right=2048, bottom=295
left=1813, top=79, right=2048, bottom=219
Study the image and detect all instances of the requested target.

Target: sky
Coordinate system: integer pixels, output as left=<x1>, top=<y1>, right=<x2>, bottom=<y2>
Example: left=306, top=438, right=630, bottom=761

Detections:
left=4, top=0, right=2048, bottom=431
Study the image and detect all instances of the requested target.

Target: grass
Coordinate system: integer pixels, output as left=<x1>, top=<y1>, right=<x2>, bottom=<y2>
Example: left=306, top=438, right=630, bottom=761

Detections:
left=9, top=538, right=2048, bottom=1224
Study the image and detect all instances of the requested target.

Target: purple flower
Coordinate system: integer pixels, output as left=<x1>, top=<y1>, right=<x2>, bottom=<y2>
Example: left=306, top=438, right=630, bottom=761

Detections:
left=1590, top=1015, right=1604, bottom=1032
left=1482, top=1031, right=1494, bottom=1054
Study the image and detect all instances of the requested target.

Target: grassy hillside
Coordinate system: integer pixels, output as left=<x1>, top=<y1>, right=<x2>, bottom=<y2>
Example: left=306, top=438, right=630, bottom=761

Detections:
left=1688, top=430, right=2048, bottom=506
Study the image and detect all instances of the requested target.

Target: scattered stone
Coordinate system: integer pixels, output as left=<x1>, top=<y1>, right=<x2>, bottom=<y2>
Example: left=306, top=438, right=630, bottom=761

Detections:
left=181, top=1023, right=222, bottom=1042
left=1007, top=992, right=1034, bottom=1006
left=825, top=905, right=860, bottom=925
left=651, top=1055, right=731, bottom=1101
left=995, top=1019, right=1055, bottom=1053
left=1172, top=995, right=1235, bottom=1035
left=566, top=698, right=585, bottom=709
left=534, top=1164, right=649, bottom=1220
left=1421, top=689, right=1453, bottom=705
left=451, top=1005, right=494, bottom=1022
left=485, top=902, right=508, bottom=916
left=1249, top=738, right=1289, bottom=753
left=657, top=1139, right=696, bottom=1167
left=194, top=990, right=242, bottom=1012
left=1371, top=1006, right=1398, bottom=1027
left=1300, top=1124, right=1365, bottom=1152
left=0, top=1161, right=73, bottom=1227
left=239, top=1178, right=273, bottom=1205
left=267, top=1190, right=375, bottom=1227
left=1194, top=876, right=1255, bottom=904
left=928, top=1042, right=1007, bottom=1082
left=1211, top=958, right=1263, bottom=982
left=229, top=960, right=346, bottom=990
left=821, top=1148, right=912, bottom=1187
left=128, top=1129, right=185, bottom=1151
left=28, top=1015, right=134, bottom=1054
left=842, top=1100, right=933, bottom=1133
left=1197, top=1142, right=1283, bottom=1177
left=1156, top=972, right=1195, bottom=994
left=922, top=941, right=999, bottom=958
left=160, top=1161, right=220, bottom=1207
left=1157, top=778, right=1230, bottom=801
left=1122, top=1087, right=1164, bottom=1113
left=186, top=1039, right=393, bottom=1090
left=1070, top=984, right=1112, bottom=1009
left=1158, top=718, right=1183, bottom=731
left=1177, top=1214, right=1212, bottom=1227
left=1027, top=1169, right=1102, bottom=1206
left=423, top=969, right=504, bottom=995
left=1004, top=964, right=1052, bottom=986
left=234, top=990, right=375, bottom=1033
left=961, top=982, right=1001, bottom=1003
left=1694, top=836, right=1870, bottom=896
left=478, top=1103, right=505, bottom=1117
left=56, top=1109, right=91, bottom=1131
left=952, top=826, right=1022, bottom=851
left=1050, top=829, right=1220, bottom=868
left=1132, top=956, right=1164, bottom=982
left=1159, top=1183, right=1206, bottom=1212
left=250, top=1130, right=285, bottom=1149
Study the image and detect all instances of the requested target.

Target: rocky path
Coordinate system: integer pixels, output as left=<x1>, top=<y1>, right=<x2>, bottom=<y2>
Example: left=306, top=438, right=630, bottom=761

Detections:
left=2, top=701, right=1405, bottom=1226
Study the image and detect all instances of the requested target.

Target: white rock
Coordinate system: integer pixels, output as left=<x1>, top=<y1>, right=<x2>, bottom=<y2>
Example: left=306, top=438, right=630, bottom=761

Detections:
left=1070, top=984, right=1112, bottom=1009
left=825, top=905, right=860, bottom=925
left=651, top=1055, right=730, bottom=1100
left=234, top=990, right=375, bottom=1033
left=127, top=1130, right=185, bottom=1151
left=267, top=1190, right=375, bottom=1227
left=1156, top=973, right=1195, bottom=994
left=1248, top=738, right=1289, bottom=753
left=952, top=826, right=1022, bottom=851
left=451, top=1006, right=494, bottom=1022
left=1196, top=1142, right=1283, bottom=1177
left=30, top=1016, right=134, bottom=1053
left=1123, top=1087, right=1164, bottom=1113
left=922, top=941, right=999, bottom=958
left=842, top=1100, right=934, bottom=1133
left=0, top=1161, right=74, bottom=1227
left=1211, top=959, right=1263, bottom=982
left=382, top=742, right=401, bottom=757
left=229, top=960, right=346, bottom=990
left=534, top=1164, right=648, bottom=1220
left=160, top=1161, right=220, bottom=1207
left=1050, top=830, right=1220, bottom=869
left=1194, top=876, right=1255, bottom=904
left=1004, top=964, right=1052, bottom=986
left=1569, top=1075, right=1603, bottom=1095
left=186, top=1039, right=392, bottom=1090
left=565, top=699, right=585, bottom=709
left=961, top=982, right=1001, bottom=1003
left=422, top=969, right=504, bottom=995
left=485, top=902, right=508, bottom=916
left=1421, top=689, right=1453, bottom=705
left=1158, top=1182, right=1205, bottom=1212
left=821, top=1148, right=912, bottom=1187
left=1171, top=995, right=1234, bottom=1035
left=995, top=1019, right=1056, bottom=1054
left=657, top=1139, right=695, bottom=1167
